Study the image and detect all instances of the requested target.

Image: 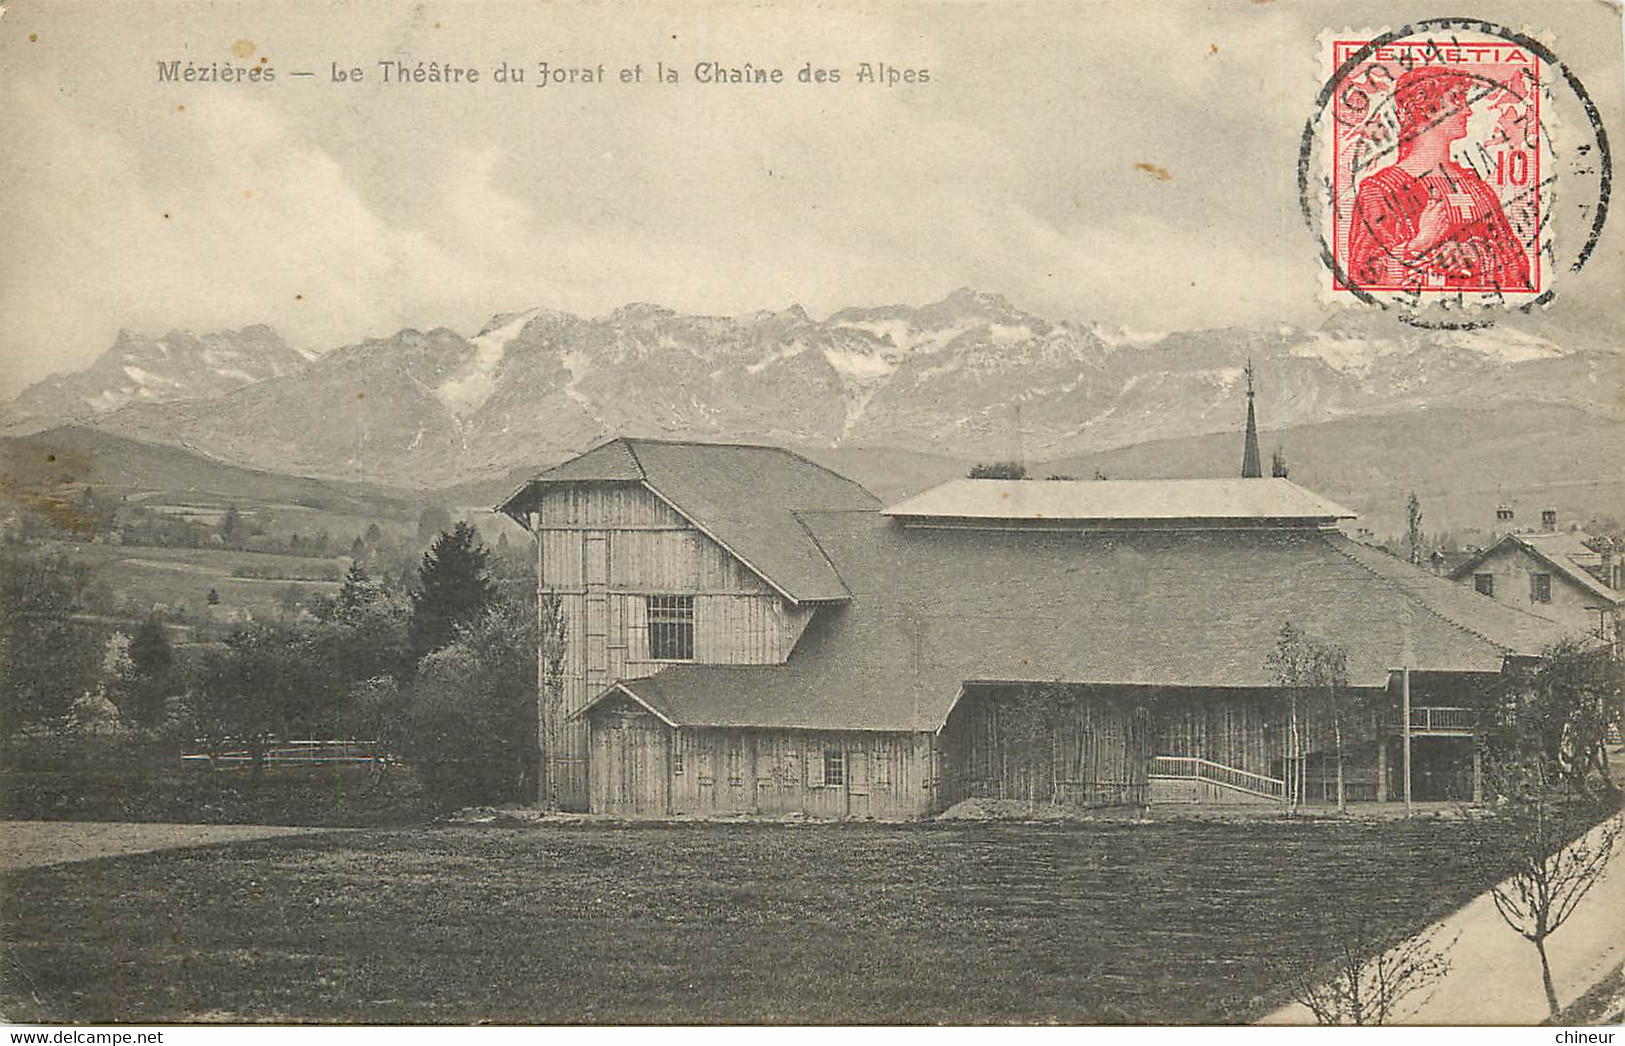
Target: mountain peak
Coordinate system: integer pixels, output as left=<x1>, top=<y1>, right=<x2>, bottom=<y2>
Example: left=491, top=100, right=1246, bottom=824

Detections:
left=942, top=286, right=1014, bottom=310
left=1, top=324, right=308, bottom=435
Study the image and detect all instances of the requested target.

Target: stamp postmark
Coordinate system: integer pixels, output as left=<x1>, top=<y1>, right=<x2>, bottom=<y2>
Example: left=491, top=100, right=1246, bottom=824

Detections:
left=1300, top=19, right=1612, bottom=325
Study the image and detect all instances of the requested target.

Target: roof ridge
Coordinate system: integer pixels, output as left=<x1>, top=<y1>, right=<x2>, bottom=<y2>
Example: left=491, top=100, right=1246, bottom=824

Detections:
left=790, top=510, right=854, bottom=601
left=621, top=435, right=799, bottom=452
left=1321, top=534, right=1513, bottom=654
left=623, top=437, right=879, bottom=502
left=619, top=436, right=647, bottom=478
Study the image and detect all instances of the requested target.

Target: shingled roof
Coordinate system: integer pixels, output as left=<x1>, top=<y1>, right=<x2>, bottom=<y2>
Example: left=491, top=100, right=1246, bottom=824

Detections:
left=577, top=513, right=1569, bottom=732
left=496, top=438, right=880, bottom=603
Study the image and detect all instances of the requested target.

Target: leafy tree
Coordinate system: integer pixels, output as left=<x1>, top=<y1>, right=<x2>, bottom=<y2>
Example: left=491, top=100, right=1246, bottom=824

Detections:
left=1044, top=474, right=1078, bottom=481
left=0, top=550, right=97, bottom=732
left=1493, top=639, right=1622, bottom=797
left=968, top=462, right=1027, bottom=480
left=1480, top=642, right=1623, bottom=1017
left=69, top=687, right=125, bottom=737
left=345, top=675, right=407, bottom=747
left=127, top=616, right=177, bottom=728
left=409, top=521, right=495, bottom=662
left=1271, top=447, right=1290, bottom=479
left=130, top=616, right=174, bottom=681
left=185, top=624, right=339, bottom=772
left=338, top=562, right=381, bottom=613
left=403, top=593, right=561, bottom=808
left=94, top=630, right=136, bottom=720
left=318, top=582, right=414, bottom=688
left=219, top=503, right=242, bottom=545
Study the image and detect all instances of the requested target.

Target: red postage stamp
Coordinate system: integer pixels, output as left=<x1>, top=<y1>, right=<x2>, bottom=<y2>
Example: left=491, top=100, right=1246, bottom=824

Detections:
left=1322, top=34, right=1548, bottom=300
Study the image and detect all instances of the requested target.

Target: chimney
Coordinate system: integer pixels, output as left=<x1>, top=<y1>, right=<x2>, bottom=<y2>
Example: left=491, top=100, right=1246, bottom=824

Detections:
left=1541, top=508, right=1557, bottom=532
left=1429, top=549, right=1447, bottom=575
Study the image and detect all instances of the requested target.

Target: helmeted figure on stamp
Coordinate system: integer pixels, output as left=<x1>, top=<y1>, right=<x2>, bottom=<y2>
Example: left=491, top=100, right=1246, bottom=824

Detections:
left=1345, top=67, right=1533, bottom=292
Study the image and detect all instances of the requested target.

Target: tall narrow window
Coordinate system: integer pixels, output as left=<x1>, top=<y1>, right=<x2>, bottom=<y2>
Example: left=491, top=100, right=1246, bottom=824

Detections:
left=1530, top=573, right=1552, bottom=604
left=647, top=595, right=695, bottom=661
left=823, top=746, right=845, bottom=787
left=1474, top=573, right=1494, bottom=597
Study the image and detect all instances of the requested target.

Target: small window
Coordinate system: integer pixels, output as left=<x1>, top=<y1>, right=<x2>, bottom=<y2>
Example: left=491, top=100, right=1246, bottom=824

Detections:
left=727, top=744, right=744, bottom=787
left=672, top=731, right=685, bottom=776
left=1474, top=573, right=1495, bottom=597
left=1531, top=573, right=1552, bottom=604
left=823, top=746, right=845, bottom=787
left=872, top=738, right=893, bottom=789
left=647, top=595, right=695, bottom=661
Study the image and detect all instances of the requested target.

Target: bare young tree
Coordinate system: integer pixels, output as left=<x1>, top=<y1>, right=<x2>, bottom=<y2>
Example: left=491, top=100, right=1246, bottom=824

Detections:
left=1290, top=920, right=1457, bottom=1025
left=1488, top=802, right=1623, bottom=1018
left=1267, top=622, right=1352, bottom=812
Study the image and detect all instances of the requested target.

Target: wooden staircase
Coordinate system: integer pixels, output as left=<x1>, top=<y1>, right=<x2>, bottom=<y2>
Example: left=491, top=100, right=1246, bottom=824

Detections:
left=1148, top=755, right=1285, bottom=806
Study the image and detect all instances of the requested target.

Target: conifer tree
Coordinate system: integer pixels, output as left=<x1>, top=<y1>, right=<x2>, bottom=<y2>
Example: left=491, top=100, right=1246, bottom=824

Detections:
left=409, top=521, right=495, bottom=662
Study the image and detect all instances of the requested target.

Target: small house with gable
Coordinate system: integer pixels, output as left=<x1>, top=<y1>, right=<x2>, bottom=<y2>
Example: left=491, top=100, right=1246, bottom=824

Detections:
left=1448, top=522, right=1622, bottom=640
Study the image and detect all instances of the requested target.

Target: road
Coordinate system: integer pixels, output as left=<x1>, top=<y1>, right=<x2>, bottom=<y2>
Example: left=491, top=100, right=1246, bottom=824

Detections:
left=0, top=821, right=337, bottom=871
left=1261, top=815, right=1625, bottom=1025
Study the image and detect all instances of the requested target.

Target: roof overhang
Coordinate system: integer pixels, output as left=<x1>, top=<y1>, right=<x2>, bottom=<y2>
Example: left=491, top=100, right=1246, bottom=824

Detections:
left=570, top=680, right=680, bottom=727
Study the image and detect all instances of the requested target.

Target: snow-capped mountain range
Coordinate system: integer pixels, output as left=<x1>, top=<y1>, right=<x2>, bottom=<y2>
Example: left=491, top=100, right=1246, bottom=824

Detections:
left=1, top=326, right=309, bottom=436
left=3, top=289, right=1619, bottom=490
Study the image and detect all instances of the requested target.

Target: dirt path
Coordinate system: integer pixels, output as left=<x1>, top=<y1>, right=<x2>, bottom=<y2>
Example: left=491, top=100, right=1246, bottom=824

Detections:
left=1261, top=816, right=1625, bottom=1026
left=0, top=821, right=339, bottom=871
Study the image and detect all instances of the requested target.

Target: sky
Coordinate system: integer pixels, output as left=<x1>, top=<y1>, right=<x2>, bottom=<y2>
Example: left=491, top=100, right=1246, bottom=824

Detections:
left=0, top=0, right=1621, bottom=398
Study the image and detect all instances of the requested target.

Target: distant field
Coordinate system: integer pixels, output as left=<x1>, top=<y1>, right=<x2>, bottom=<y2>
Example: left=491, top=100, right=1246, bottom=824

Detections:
left=0, top=818, right=1530, bottom=1024
left=39, top=540, right=346, bottom=620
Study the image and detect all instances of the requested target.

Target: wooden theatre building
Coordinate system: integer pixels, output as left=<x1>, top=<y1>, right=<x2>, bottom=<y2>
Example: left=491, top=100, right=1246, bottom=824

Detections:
left=498, top=436, right=1566, bottom=818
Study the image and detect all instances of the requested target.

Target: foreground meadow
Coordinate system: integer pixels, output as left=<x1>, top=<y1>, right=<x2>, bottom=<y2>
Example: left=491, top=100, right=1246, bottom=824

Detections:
left=1, top=818, right=1532, bottom=1024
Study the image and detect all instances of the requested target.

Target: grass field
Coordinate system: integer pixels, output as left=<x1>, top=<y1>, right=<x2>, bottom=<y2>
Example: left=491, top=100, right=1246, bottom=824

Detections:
left=0, top=818, right=1532, bottom=1024
left=38, top=540, right=347, bottom=621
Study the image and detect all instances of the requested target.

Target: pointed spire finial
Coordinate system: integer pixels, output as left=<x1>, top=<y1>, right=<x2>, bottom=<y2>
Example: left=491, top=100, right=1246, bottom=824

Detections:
left=1241, top=360, right=1263, bottom=479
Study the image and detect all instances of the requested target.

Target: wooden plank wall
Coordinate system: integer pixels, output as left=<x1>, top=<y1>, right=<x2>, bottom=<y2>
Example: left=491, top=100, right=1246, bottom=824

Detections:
left=937, top=686, right=1152, bottom=809
left=531, top=483, right=818, bottom=811
left=587, top=702, right=937, bottom=819
left=1155, top=696, right=1279, bottom=777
